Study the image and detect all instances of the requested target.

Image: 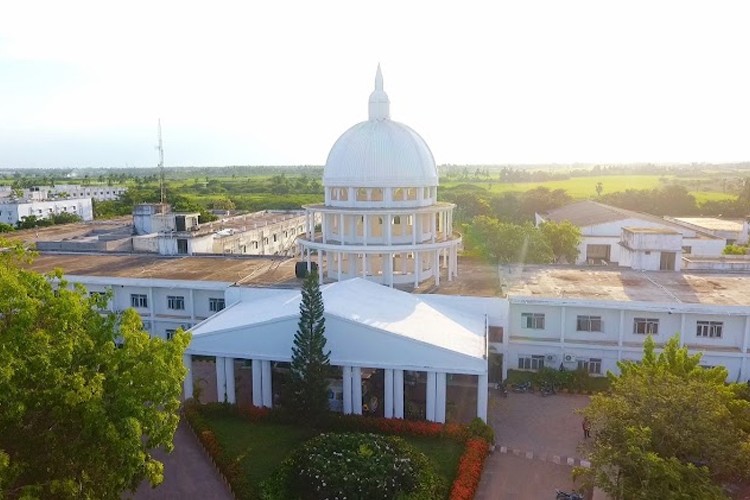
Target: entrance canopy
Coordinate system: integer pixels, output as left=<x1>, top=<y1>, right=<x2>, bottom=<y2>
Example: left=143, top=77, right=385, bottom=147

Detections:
left=188, top=278, right=488, bottom=374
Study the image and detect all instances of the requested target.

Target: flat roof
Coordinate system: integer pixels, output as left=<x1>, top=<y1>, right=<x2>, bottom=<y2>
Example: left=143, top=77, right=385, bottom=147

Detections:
left=673, top=217, right=744, bottom=232
left=27, top=253, right=300, bottom=286
left=502, top=266, right=750, bottom=306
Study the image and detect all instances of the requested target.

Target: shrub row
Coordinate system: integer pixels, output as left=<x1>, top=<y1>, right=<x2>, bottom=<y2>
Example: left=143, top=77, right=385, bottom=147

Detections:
left=184, top=400, right=495, bottom=500
left=450, top=438, right=491, bottom=500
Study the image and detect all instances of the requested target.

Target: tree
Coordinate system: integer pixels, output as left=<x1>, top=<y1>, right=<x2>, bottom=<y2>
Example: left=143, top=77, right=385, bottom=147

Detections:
left=577, top=336, right=750, bottom=499
left=465, top=216, right=553, bottom=264
left=288, top=271, right=331, bottom=423
left=0, top=242, right=189, bottom=498
left=540, top=220, right=581, bottom=263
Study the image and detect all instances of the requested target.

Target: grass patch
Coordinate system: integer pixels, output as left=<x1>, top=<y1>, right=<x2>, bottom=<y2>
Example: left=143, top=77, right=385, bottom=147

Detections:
left=200, top=413, right=463, bottom=500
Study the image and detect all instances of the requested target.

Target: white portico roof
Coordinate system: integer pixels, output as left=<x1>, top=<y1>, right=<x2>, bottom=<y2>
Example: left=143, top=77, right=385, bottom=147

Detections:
left=188, top=278, right=487, bottom=374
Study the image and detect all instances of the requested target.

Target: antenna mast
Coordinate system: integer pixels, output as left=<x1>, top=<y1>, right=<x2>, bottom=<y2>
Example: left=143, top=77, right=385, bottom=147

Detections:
left=157, top=119, right=166, bottom=205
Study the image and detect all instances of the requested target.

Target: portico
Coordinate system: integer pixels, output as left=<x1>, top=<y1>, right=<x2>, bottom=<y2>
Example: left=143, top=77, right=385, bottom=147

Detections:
left=183, top=278, right=490, bottom=422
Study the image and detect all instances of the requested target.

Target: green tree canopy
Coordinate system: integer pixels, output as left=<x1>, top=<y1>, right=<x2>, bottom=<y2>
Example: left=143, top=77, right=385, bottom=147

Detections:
left=465, top=216, right=553, bottom=264
left=0, top=242, right=189, bottom=498
left=577, top=335, right=750, bottom=499
left=288, top=271, right=331, bottom=423
left=540, top=220, right=582, bottom=264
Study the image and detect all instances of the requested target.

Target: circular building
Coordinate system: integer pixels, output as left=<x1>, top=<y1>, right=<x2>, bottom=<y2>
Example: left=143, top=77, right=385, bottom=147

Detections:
left=297, top=66, right=461, bottom=287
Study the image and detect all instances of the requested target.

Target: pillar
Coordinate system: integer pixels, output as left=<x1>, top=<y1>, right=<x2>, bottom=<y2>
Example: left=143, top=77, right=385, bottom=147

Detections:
left=317, top=251, right=323, bottom=284
left=183, top=353, right=193, bottom=400
left=426, top=371, right=437, bottom=422
left=352, top=367, right=363, bottom=415
left=435, top=372, right=447, bottom=423
left=343, top=366, right=353, bottom=414
left=261, top=360, right=273, bottom=408
left=477, top=372, right=489, bottom=423
left=384, top=369, right=394, bottom=418
left=252, top=359, right=262, bottom=407
left=225, top=358, right=236, bottom=404
left=393, top=369, right=404, bottom=419
left=215, top=356, right=227, bottom=403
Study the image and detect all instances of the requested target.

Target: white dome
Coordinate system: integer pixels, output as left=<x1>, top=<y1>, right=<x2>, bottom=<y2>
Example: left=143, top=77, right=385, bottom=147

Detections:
left=323, top=66, right=438, bottom=189
left=324, top=119, right=438, bottom=188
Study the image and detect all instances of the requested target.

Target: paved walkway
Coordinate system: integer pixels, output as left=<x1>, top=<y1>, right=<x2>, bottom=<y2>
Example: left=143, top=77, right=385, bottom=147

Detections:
left=128, top=419, right=234, bottom=500
left=476, top=392, right=592, bottom=499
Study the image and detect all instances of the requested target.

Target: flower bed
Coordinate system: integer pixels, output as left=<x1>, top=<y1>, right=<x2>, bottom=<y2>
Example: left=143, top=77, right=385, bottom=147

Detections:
left=183, top=401, right=494, bottom=499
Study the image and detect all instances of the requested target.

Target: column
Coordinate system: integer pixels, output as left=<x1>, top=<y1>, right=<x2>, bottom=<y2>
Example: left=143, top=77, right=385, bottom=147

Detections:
left=321, top=213, right=327, bottom=244
left=337, top=251, right=342, bottom=281
left=434, top=250, right=440, bottom=286
left=477, top=372, right=489, bottom=423
left=412, top=212, right=417, bottom=245
left=352, top=367, right=363, bottom=415
left=363, top=216, right=368, bottom=246
left=362, top=253, right=367, bottom=278
left=384, top=369, right=394, bottom=418
left=252, top=359, right=263, bottom=407
left=426, top=371, right=437, bottom=422
left=339, top=213, right=345, bottom=244
left=225, top=358, right=236, bottom=404
left=435, top=372, right=447, bottom=423
left=679, top=313, right=686, bottom=347
left=215, top=356, right=227, bottom=403
left=386, top=216, right=392, bottom=245
left=343, top=366, right=353, bottom=414
left=306, top=247, right=311, bottom=272
left=261, top=360, right=273, bottom=408
left=414, top=252, right=421, bottom=287
left=393, top=369, right=404, bottom=419
left=617, top=310, right=625, bottom=361
left=317, top=251, right=323, bottom=284
left=183, top=354, right=194, bottom=400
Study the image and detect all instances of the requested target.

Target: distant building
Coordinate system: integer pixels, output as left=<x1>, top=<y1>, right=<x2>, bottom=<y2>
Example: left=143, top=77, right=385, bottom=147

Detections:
left=536, top=200, right=726, bottom=270
left=0, top=187, right=93, bottom=225
left=48, top=184, right=128, bottom=201
left=131, top=203, right=309, bottom=257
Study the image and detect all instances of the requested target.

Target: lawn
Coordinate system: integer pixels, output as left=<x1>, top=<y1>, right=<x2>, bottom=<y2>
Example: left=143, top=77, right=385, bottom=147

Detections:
left=201, top=413, right=464, bottom=499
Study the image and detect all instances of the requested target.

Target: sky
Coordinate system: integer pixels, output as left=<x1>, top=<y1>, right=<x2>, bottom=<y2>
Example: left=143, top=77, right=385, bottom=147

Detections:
left=1, top=1, right=749, bottom=169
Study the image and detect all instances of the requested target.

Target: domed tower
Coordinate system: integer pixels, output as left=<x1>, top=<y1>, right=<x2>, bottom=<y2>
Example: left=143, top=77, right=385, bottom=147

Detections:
left=297, top=66, right=461, bottom=287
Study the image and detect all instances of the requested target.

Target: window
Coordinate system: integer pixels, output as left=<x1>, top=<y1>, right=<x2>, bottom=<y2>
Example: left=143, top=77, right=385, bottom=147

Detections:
left=167, top=295, right=185, bottom=310
left=577, top=358, right=602, bottom=374
left=633, top=317, right=659, bottom=335
left=521, top=313, right=545, bottom=329
left=209, top=298, right=226, bottom=312
left=518, top=354, right=545, bottom=371
left=130, top=294, right=148, bottom=308
left=488, top=326, right=503, bottom=342
left=696, top=321, right=723, bottom=339
left=576, top=315, right=602, bottom=332
left=682, top=246, right=692, bottom=255
left=165, top=329, right=176, bottom=340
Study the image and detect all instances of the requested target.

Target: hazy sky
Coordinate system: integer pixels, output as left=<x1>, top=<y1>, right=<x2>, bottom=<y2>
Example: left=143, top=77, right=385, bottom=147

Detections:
left=1, top=1, right=749, bottom=168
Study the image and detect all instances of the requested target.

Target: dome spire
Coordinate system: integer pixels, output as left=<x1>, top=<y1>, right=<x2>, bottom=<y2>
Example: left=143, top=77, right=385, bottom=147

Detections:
left=368, top=63, right=390, bottom=121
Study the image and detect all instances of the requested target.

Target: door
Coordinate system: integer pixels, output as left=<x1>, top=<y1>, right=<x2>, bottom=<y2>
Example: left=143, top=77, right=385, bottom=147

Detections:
left=660, top=251, right=676, bottom=271
left=586, top=244, right=611, bottom=263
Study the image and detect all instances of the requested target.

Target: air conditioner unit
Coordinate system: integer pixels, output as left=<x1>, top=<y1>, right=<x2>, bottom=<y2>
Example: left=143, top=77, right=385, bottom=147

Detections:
left=545, top=354, right=557, bottom=362
left=563, top=354, right=576, bottom=363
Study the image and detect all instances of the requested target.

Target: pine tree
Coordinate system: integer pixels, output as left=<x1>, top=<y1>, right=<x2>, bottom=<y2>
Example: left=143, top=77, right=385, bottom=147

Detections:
left=288, top=271, right=331, bottom=422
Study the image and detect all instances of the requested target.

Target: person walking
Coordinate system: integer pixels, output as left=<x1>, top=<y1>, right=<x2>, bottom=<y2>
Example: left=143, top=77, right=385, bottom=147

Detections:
left=582, top=417, right=591, bottom=439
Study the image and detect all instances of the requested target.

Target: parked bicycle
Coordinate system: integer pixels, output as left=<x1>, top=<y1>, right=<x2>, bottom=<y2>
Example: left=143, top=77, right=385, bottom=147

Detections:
left=540, top=382, right=556, bottom=397
left=511, top=381, right=533, bottom=393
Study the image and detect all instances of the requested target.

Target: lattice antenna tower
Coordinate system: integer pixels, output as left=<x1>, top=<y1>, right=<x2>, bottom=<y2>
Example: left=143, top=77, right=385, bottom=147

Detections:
left=157, top=119, right=166, bottom=204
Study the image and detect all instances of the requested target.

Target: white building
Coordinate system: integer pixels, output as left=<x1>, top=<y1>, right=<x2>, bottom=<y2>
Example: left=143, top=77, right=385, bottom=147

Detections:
left=21, top=68, right=750, bottom=426
left=132, top=203, right=308, bottom=257
left=536, top=200, right=726, bottom=268
left=0, top=196, right=93, bottom=226
left=297, top=66, right=461, bottom=287
left=48, top=184, right=128, bottom=201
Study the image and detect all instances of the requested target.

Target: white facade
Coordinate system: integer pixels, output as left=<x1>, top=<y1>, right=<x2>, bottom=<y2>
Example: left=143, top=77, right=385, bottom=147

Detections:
left=48, top=184, right=128, bottom=201
left=298, top=66, right=461, bottom=287
left=0, top=197, right=93, bottom=225
left=498, top=296, right=750, bottom=382
left=64, top=275, right=229, bottom=340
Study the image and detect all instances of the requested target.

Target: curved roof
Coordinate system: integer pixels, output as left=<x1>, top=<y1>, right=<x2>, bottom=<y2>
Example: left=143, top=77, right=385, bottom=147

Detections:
left=323, top=65, right=438, bottom=188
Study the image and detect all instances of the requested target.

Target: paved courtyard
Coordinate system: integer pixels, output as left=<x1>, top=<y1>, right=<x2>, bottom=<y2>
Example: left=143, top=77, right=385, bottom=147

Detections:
left=129, top=419, right=233, bottom=500
left=476, top=391, right=592, bottom=499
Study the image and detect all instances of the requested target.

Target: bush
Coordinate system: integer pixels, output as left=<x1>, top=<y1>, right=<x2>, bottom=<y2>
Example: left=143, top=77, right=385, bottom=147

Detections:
left=261, top=432, right=444, bottom=500
left=467, top=418, right=495, bottom=445
left=449, top=438, right=491, bottom=500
